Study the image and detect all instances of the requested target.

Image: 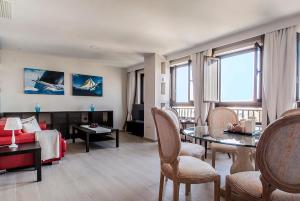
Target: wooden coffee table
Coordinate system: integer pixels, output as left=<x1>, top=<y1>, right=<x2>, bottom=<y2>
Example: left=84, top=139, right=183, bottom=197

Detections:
left=72, top=125, right=119, bottom=152
left=0, top=142, right=42, bottom=182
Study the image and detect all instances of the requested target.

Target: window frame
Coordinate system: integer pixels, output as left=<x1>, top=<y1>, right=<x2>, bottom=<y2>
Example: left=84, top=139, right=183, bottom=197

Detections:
left=170, top=60, right=194, bottom=106
left=217, top=45, right=263, bottom=107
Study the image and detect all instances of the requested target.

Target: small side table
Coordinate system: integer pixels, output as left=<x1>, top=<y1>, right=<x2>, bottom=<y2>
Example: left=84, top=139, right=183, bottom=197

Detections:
left=72, top=125, right=119, bottom=152
left=0, top=142, right=42, bottom=182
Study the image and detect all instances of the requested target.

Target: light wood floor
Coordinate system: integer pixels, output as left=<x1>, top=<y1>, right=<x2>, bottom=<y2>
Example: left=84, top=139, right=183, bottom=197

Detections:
left=0, top=132, right=232, bottom=201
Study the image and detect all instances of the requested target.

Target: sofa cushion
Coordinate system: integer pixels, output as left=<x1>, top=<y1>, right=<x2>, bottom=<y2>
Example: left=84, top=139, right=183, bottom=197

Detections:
left=21, top=116, right=41, bottom=133
left=0, top=133, right=35, bottom=145
left=0, top=118, right=22, bottom=137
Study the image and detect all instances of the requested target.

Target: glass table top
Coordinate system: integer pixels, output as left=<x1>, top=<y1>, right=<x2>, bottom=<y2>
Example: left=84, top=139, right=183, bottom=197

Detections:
left=183, top=126, right=261, bottom=148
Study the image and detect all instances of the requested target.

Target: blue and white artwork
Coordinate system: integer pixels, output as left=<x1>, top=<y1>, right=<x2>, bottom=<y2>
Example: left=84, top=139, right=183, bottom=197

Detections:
left=24, top=68, right=64, bottom=95
left=72, top=74, right=103, bottom=96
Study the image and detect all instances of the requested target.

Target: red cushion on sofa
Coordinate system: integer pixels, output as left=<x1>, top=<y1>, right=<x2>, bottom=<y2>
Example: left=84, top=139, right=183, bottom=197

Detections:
left=39, top=121, right=47, bottom=130
left=0, top=133, right=35, bottom=145
left=0, top=119, right=22, bottom=137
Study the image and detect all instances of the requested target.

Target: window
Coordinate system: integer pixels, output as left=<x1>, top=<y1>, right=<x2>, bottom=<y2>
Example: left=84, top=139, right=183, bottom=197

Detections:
left=219, top=45, right=262, bottom=105
left=171, top=61, right=193, bottom=105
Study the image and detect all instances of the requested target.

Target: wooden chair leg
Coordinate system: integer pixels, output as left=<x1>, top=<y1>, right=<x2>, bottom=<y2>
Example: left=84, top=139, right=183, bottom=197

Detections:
left=173, top=182, right=180, bottom=201
left=214, top=175, right=220, bottom=201
left=185, top=183, right=191, bottom=196
left=255, top=158, right=259, bottom=171
left=159, top=172, right=164, bottom=201
left=225, top=175, right=231, bottom=201
left=252, top=151, right=259, bottom=171
left=205, top=141, right=208, bottom=159
left=261, top=176, right=274, bottom=201
left=212, top=150, right=216, bottom=168
left=232, top=153, right=235, bottom=162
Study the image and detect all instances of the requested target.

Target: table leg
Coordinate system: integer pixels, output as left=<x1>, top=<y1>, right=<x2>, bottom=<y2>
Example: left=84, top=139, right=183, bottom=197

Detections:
left=230, top=147, right=254, bottom=174
left=116, top=129, right=119, bottom=148
left=72, top=127, right=76, bottom=143
left=204, top=141, right=208, bottom=159
left=35, top=149, right=42, bottom=182
left=86, top=133, right=90, bottom=152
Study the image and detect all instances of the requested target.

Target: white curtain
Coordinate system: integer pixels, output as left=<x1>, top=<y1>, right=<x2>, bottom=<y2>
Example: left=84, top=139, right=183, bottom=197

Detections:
left=192, top=49, right=213, bottom=125
left=126, top=71, right=136, bottom=121
left=262, top=26, right=297, bottom=128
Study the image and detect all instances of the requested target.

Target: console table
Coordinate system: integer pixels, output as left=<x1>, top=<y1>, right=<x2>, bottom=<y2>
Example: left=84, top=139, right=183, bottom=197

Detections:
left=1, top=111, right=113, bottom=139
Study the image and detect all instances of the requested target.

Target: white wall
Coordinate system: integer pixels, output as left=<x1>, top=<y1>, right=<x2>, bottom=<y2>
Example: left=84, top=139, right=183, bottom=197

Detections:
left=144, top=54, right=156, bottom=140
left=0, top=50, right=127, bottom=129
left=143, top=53, right=168, bottom=141
left=167, top=14, right=300, bottom=60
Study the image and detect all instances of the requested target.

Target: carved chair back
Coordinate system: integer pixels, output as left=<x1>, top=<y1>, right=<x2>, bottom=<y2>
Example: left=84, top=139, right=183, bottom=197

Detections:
left=256, top=114, right=300, bottom=195
left=208, top=107, right=238, bottom=130
left=151, top=107, right=181, bottom=165
left=163, top=108, right=181, bottom=131
left=281, top=108, right=300, bottom=117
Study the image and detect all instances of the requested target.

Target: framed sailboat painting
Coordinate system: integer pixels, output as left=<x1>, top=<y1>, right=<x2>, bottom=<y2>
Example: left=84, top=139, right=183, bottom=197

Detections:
left=24, top=68, right=64, bottom=95
left=72, top=74, right=103, bottom=96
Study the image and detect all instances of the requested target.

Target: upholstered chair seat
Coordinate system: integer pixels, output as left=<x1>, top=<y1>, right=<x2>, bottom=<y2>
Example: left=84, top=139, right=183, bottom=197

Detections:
left=162, top=156, right=217, bottom=181
left=164, top=108, right=205, bottom=160
left=227, top=171, right=300, bottom=201
left=180, top=142, right=205, bottom=159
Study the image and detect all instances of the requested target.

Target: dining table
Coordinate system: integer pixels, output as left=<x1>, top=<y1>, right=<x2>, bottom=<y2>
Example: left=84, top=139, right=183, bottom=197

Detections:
left=180, top=119, right=197, bottom=129
left=183, top=126, right=261, bottom=174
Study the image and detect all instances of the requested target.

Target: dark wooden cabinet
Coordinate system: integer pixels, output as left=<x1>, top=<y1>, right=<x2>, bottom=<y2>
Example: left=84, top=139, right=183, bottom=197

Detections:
left=126, top=120, right=144, bottom=137
left=89, top=111, right=113, bottom=127
left=1, top=111, right=114, bottom=139
left=51, top=112, right=68, bottom=138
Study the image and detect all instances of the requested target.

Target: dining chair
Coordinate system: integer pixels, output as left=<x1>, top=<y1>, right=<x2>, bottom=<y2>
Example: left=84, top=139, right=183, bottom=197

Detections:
left=281, top=108, right=300, bottom=117
left=152, top=107, right=220, bottom=201
left=225, top=114, right=300, bottom=201
left=250, top=108, right=300, bottom=170
left=164, top=108, right=205, bottom=160
left=208, top=107, right=238, bottom=168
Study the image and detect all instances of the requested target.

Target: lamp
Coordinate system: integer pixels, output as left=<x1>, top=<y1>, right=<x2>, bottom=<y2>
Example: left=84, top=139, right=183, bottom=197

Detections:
left=4, top=118, right=22, bottom=149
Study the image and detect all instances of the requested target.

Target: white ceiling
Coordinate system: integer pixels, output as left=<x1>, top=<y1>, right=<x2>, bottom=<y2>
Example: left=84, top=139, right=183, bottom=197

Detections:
left=1, top=0, right=300, bottom=68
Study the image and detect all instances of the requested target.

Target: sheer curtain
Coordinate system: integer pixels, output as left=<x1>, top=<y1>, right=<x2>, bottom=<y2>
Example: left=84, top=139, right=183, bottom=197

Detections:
left=126, top=71, right=136, bottom=120
left=262, top=26, right=297, bottom=128
left=191, top=49, right=213, bottom=125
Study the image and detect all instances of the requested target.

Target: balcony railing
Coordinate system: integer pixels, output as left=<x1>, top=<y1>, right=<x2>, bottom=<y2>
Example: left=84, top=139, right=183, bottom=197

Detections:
left=229, top=107, right=262, bottom=125
left=172, top=106, right=195, bottom=119
left=172, top=106, right=262, bottom=124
